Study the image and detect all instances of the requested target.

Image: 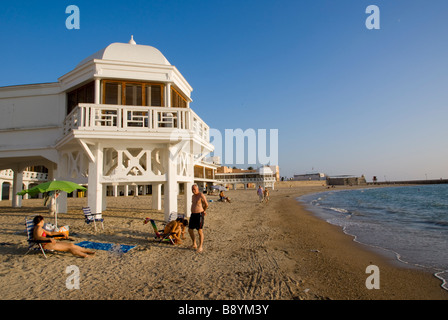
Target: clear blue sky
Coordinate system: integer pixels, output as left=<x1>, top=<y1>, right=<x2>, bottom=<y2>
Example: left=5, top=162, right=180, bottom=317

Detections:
left=1, top=0, right=447, bottom=181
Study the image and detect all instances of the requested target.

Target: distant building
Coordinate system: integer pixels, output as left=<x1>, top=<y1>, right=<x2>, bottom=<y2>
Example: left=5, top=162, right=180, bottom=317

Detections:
left=215, top=165, right=276, bottom=190
left=327, top=175, right=367, bottom=186
left=293, top=173, right=326, bottom=181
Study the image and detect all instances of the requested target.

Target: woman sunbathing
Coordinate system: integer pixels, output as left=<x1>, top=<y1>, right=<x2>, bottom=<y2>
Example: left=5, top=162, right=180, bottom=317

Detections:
left=33, top=215, right=95, bottom=258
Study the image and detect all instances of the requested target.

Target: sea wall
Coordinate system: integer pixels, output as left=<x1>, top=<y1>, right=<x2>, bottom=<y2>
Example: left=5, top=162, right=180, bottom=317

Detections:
left=275, top=181, right=327, bottom=188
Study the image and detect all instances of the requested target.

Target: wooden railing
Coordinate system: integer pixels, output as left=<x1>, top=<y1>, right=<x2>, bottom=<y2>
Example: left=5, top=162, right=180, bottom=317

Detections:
left=63, top=104, right=210, bottom=141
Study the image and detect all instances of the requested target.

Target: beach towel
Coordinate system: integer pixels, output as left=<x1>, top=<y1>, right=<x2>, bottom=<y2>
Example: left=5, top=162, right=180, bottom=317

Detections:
left=76, top=241, right=136, bottom=253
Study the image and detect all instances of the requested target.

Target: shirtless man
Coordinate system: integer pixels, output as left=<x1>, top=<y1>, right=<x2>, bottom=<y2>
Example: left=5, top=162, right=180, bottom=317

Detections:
left=189, top=184, right=208, bottom=252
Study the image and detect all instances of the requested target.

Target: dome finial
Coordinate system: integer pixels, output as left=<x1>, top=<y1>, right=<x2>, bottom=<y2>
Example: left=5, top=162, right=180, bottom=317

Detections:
left=129, top=35, right=136, bottom=45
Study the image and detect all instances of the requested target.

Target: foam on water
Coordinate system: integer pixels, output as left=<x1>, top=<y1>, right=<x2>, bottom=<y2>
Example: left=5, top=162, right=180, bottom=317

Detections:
left=298, top=185, right=448, bottom=291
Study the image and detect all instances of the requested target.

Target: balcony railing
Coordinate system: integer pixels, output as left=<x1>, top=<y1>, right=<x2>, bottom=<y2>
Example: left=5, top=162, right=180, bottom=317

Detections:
left=0, top=169, right=48, bottom=181
left=215, top=175, right=276, bottom=183
left=63, top=104, right=210, bottom=142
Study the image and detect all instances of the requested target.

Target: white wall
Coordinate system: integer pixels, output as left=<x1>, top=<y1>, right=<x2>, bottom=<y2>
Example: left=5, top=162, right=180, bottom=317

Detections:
left=0, top=83, right=65, bottom=150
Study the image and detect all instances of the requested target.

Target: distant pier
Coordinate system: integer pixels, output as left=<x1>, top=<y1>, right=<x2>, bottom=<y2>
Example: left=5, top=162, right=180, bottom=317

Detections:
left=367, top=179, right=448, bottom=186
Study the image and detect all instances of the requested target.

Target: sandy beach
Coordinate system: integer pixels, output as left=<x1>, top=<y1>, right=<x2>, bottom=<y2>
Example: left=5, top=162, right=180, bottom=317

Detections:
left=0, top=185, right=447, bottom=301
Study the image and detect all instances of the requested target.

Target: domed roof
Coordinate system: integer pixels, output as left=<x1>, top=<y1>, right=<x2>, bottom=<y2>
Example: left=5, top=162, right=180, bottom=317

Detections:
left=76, top=38, right=171, bottom=68
left=258, top=166, right=273, bottom=175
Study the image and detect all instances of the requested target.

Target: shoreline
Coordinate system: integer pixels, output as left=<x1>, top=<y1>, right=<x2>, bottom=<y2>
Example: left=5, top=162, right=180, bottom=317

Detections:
left=266, top=184, right=448, bottom=299
left=297, top=184, right=448, bottom=289
left=0, top=185, right=447, bottom=300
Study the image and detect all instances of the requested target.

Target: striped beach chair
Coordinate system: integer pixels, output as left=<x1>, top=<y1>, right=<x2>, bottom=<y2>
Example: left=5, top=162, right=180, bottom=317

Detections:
left=24, top=215, right=52, bottom=258
left=82, top=207, right=104, bottom=232
left=143, top=218, right=175, bottom=245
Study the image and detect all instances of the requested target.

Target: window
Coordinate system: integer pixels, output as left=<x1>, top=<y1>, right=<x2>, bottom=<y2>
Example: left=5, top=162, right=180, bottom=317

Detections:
left=66, top=81, right=94, bottom=115
left=125, top=83, right=142, bottom=106
left=147, top=85, right=162, bottom=106
left=171, top=87, right=187, bottom=108
left=104, top=82, right=122, bottom=105
left=103, top=80, right=164, bottom=107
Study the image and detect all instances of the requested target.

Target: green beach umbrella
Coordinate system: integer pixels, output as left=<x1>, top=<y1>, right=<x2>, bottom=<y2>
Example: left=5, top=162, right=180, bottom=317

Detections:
left=17, top=180, right=86, bottom=228
left=17, top=180, right=86, bottom=196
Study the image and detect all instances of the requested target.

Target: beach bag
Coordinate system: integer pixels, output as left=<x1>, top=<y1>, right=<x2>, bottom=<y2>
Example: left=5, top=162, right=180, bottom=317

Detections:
left=55, top=226, right=70, bottom=239
left=43, top=224, right=69, bottom=239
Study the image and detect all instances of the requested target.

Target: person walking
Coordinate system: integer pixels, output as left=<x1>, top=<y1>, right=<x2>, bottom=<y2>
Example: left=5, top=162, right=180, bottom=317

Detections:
left=189, top=184, right=208, bottom=253
left=263, top=188, right=270, bottom=203
left=257, top=185, right=264, bottom=203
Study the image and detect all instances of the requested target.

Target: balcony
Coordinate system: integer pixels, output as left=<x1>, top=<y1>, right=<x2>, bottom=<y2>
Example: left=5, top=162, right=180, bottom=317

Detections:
left=0, top=169, right=48, bottom=181
left=215, top=174, right=276, bottom=184
left=63, top=103, right=210, bottom=142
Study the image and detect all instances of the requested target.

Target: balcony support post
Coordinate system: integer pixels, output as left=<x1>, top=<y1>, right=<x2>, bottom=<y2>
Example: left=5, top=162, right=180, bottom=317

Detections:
left=184, top=181, right=193, bottom=218
left=87, top=143, right=103, bottom=214
left=94, top=79, right=101, bottom=104
left=164, top=146, right=178, bottom=221
left=12, top=168, right=23, bottom=208
left=152, top=183, right=162, bottom=210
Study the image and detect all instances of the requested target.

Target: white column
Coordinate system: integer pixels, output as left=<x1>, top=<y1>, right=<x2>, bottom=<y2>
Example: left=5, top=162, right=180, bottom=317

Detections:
left=12, top=170, right=23, bottom=208
left=95, top=79, right=101, bottom=104
left=113, top=184, right=118, bottom=197
left=23, top=182, right=30, bottom=200
left=0, top=180, right=3, bottom=201
left=184, top=182, right=193, bottom=218
left=57, top=192, right=68, bottom=214
left=53, top=158, right=68, bottom=214
left=124, top=185, right=129, bottom=196
left=8, top=183, right=13, bottom=200
left=88, top=144, right=103, bottom=213
left=102, top=185, right=107, bottom=211
left=166, top=82, right=172, bottom=108
left=152, top=183, right=162, bottom=210
left=164, top=147, right=178, bottom=221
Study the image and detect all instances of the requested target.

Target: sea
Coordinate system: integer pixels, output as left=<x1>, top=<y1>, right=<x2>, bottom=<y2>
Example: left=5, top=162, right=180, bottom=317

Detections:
left=298, top=184, right=448, bottom=291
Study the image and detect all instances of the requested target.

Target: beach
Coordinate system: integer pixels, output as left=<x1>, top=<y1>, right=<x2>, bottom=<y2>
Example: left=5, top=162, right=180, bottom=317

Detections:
left=0, top=185, right=447, bottom=300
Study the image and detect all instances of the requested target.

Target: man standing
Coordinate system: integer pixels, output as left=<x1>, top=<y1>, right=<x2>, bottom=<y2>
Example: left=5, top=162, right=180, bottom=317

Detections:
left=189, top=184, right=208, bottom=253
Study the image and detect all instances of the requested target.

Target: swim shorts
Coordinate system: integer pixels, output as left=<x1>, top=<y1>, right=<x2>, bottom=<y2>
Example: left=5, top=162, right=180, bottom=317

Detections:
left=189, top=212, right=204, bottom=230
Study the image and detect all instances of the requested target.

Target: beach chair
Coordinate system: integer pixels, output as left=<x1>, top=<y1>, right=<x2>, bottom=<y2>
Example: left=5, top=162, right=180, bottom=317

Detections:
left=82, top=207, right=104, bottom=232
left=145, top=218, right=175, bottom=245
left=24, top=215, right=53, bottom=258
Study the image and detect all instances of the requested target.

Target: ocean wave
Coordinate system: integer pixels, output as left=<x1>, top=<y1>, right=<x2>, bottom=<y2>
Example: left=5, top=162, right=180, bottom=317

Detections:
left=327, top=207, right=350, bottom=214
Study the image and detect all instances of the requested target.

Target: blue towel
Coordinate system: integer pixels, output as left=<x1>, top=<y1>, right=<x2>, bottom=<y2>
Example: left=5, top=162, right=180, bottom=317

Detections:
left=76, top=241, right=136, bottom=253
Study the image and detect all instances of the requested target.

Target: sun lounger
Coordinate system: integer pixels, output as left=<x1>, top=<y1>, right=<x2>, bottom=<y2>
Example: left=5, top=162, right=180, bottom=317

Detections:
left=24, top=215, right=53, bottom=258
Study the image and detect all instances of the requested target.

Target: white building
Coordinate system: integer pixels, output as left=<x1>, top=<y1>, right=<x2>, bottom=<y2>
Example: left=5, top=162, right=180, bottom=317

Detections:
left=0, top=37, right=214, bottom=221
left=1, top=168, right=48, bottom=200
left=215, top=166, right=276, bottom=190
